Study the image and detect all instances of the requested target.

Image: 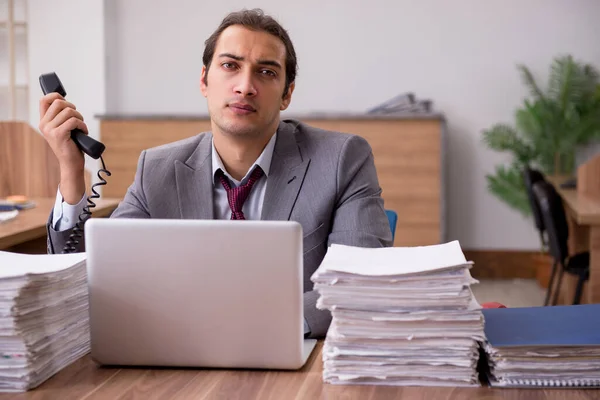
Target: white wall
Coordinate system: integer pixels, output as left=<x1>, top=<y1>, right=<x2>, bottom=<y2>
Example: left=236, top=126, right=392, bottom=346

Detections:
left=27, top=0, right=106, bottom=174
left=27, top=0, right=600, bottom=250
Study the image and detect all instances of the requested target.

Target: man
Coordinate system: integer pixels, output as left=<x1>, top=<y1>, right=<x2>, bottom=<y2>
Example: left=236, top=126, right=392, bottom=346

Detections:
left=39, top=9, right=392, bottom=338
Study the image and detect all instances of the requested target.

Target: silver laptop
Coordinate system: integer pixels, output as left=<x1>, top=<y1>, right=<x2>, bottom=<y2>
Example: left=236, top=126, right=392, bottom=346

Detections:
left=84, top=218, right=317, bottom=370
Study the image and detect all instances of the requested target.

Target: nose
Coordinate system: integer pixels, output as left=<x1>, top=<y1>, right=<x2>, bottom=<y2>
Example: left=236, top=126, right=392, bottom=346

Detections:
left=233, top=69, right=257, bottom=97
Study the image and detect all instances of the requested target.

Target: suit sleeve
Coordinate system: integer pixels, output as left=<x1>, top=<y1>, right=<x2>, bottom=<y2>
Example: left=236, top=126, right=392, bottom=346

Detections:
left=303, top=134, right=393, bottom=338
left=46, top=150, right=152, bottom=254
left=330, top=134, right=393, bottom=247
left=109, top=150, right=152, bottom=219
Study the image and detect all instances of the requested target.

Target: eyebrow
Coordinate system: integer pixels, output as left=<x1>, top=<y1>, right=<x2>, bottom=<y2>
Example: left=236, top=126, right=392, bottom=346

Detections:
left=218, top=53, right=282, bottom=70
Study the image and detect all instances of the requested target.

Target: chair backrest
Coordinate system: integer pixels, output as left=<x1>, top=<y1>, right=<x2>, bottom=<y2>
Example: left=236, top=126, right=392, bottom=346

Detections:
left=385, top=209, right=397, bottom=244
left=532, top=181, right=569, bottom=263
left=523, top=166, right=546, bottom=234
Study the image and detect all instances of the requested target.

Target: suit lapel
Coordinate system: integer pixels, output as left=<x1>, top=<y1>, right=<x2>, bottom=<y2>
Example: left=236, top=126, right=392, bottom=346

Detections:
left=262, top=120, right=310, bottom=221
left=175, top=134, right=215, bottom=219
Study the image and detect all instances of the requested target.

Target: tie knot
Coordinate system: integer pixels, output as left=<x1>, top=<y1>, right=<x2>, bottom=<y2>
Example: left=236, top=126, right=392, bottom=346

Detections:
left=217, top=166, right=264, bottom=220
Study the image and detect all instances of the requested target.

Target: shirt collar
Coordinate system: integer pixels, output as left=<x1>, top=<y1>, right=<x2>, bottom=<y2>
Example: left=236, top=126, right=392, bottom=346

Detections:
left=212, top=131, right=277, bottom=186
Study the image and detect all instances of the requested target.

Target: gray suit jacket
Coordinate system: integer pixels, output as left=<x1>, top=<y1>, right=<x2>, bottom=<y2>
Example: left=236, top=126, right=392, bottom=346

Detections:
left=47, top=119, right=393, bottom=338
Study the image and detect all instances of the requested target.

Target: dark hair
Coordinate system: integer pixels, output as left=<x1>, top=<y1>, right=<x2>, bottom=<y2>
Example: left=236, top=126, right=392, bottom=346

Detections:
left=202, top=8, right=297, bottom=98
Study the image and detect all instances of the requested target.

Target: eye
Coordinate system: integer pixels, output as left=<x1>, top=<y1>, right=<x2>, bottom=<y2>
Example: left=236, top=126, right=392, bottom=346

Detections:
left=260, top=69, right=276, bottom=77
left=221, top=62, right=236, bottom=69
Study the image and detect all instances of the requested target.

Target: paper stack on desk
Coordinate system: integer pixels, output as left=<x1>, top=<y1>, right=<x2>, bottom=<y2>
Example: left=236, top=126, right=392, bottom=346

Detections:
left=0, top=251, right=90, bottom=392
left=311, top=240, right=484, bottom=386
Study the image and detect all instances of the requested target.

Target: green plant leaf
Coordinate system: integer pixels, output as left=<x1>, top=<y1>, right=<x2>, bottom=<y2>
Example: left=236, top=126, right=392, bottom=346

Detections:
left=482, top=124, right=536, bottom=165
left=549, top=55, right=583, bottom=111
left=518, top=65, right=546, bottom=102
left=486, top=165, right=531, bottom=216
left=482, top=124, right=518, bottom=151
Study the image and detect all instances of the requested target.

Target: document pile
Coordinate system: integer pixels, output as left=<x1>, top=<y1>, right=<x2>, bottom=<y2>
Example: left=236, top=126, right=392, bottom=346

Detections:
left=0, top=251, right=90, bottom=392
left=366, top=92, right=433, bottom=115
left=312, top=240, right=484, bottom=386
left=482, top=304, right=600, bottom=388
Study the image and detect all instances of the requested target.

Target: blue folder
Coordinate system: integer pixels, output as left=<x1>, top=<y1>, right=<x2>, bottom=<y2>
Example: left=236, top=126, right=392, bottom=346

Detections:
left=483, top=304, right=600, bottom=347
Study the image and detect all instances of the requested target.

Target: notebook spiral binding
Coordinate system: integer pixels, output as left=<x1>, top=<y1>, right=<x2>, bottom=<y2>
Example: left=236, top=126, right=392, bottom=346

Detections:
left=503, top=378, right=600, bottom=387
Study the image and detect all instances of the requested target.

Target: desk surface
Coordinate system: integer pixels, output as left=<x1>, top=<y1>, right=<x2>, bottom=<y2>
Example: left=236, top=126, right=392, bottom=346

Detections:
left=547, top=177, right=600, bottom=225
left=0, top=343, right=594, bottom=399
left=0, top=198, right=120, bottom=250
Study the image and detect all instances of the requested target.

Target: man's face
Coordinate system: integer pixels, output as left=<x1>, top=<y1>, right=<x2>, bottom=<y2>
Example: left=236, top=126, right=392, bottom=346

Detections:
left=201, top=25, right=294, bottom=139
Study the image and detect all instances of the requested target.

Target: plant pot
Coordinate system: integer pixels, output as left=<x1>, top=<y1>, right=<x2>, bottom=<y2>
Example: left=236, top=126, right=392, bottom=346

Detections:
left=533, top=252, right=553, bottom=289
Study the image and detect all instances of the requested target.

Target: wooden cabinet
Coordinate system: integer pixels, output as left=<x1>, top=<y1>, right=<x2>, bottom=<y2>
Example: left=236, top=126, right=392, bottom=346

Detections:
left=99, top=114, right=447, bottom=247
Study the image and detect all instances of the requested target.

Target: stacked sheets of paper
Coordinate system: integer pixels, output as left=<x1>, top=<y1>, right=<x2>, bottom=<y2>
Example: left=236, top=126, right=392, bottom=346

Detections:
left=312, top=240, right=484, bottom=386
left=0, top=251, right=89, bottom=392
left=482, top=304, right=600, bottom=388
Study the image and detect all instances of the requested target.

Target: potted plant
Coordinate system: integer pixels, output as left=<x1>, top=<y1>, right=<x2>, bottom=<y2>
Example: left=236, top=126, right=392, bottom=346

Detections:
left=482, top=55, right=600, bottom=286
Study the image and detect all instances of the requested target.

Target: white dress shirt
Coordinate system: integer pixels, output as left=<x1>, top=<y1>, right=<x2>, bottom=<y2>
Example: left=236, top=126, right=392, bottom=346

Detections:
left=52, top=132, right=278, bottom=230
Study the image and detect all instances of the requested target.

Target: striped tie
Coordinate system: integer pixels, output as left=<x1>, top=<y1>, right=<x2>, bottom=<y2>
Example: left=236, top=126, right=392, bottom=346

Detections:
left=217, top=166, right=264, bottom=220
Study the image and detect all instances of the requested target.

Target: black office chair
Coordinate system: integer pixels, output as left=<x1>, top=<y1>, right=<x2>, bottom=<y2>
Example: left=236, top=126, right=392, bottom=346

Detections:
left=523, top=166, right=548, bottom=249
left=532, top=181, right=589, bottom=306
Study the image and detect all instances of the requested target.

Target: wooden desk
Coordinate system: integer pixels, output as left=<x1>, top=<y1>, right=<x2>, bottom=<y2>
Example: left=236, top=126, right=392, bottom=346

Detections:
left=0, top=198, right=120, bottom=252
left=0, top=342, right=593, bottom=399
left=548, top=177, right=600, bottom=304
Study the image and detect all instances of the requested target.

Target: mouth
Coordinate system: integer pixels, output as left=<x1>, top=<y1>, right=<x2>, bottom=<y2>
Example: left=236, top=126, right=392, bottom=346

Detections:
left=228, top=103, right=256, bottom=112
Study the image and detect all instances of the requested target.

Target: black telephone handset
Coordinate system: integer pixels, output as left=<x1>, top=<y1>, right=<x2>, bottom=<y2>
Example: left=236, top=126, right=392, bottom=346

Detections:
left=39, top=72, right=111, bottom=254
left=39, top=72, right=106, bottom=159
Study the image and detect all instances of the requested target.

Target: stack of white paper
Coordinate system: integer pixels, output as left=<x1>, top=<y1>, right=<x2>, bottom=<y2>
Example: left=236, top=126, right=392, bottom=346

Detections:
left=0, top=251, right=90, bottom=392
left=311, top=240, right=484, bottom=386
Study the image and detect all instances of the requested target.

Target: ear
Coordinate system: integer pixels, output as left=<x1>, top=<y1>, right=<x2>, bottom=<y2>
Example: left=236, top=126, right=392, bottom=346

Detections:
left=200, top=65, right=208, bottom=97
left=280, top=81, right=295, bottom=111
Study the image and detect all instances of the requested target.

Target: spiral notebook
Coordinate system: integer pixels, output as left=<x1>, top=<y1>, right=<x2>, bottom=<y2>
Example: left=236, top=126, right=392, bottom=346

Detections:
left=481, top=304, right=600, bottom=388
